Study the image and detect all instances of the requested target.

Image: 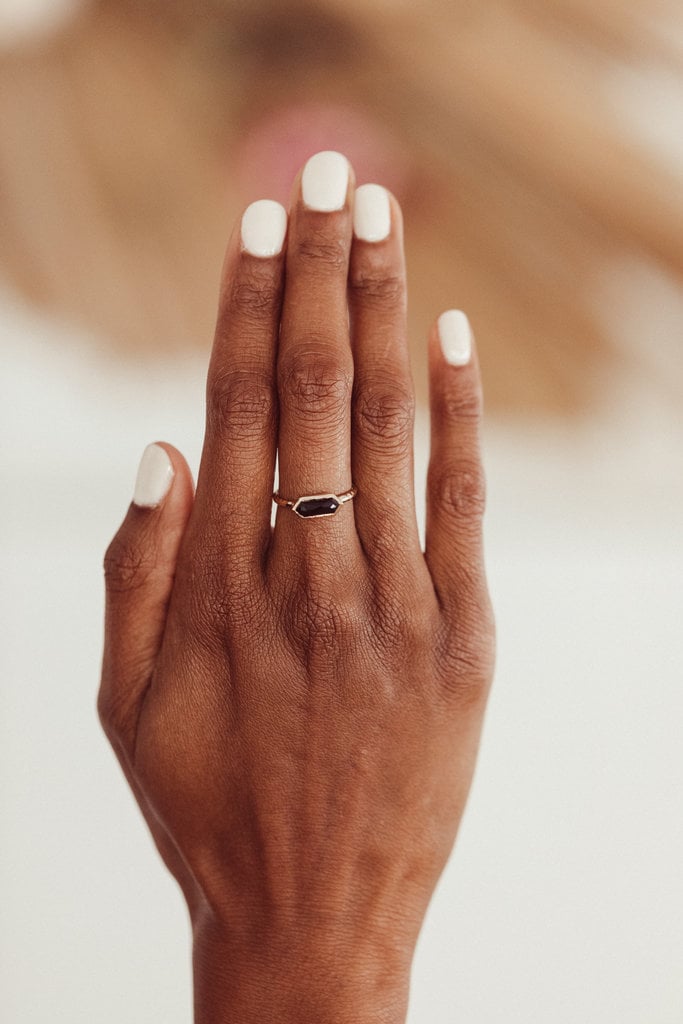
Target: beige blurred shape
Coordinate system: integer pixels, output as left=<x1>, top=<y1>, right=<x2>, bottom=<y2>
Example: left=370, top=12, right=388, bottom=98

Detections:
left=0, top=0, right=681, bottom=414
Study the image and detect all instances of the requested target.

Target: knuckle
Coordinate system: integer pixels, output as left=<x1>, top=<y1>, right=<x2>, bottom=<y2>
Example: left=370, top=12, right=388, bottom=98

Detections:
left=96, top=662, right=144, bottom=747
left=96, top=685, right=115, bottom=734
left=183, top=542, right=236, bottom=623
left=207, top=368, right=275, bottom=441
left=365, top=522, right=405, bottom=576
left=373, top=597, right=432, bottom=662
left=281, top=349, right=352, bottom=421
left=282, top=581, right=362, bottom=663
left=103, top=535, right=156, bottom=594
left=226, top=271, right=280, bottom=321
left=185, top=549, right=231, bottom=629
left=229, top=591, right=272, bottom=644
left=293, top=232, right=346, bottom=273
left=438, top=609, right=496, bottom=705
left=437, top=387, right=482, bottom=426
left=180, top=535, right=267, bottom=641
left=354, top=378, right=414, bottom=450
left=429, top=458, right=486, bottom=522
left=349, top=271, right=404, bottom=308
left=97, top=683, right=129, bottom=741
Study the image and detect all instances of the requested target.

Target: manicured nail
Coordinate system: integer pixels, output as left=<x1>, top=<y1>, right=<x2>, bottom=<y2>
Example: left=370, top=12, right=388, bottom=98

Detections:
left=133, top=444, right=174, bottom=508
left=353, top=184, right=391, bottom=242
left=241, top=199, right=287, bottom=257
left=438, top=310, right=472, bottom=366
left=301, top=151, right=350, bottom=212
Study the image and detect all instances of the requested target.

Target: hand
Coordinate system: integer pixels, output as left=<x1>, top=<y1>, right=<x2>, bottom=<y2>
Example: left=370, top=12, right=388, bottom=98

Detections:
left=99, top=152, right=495, bottom=1024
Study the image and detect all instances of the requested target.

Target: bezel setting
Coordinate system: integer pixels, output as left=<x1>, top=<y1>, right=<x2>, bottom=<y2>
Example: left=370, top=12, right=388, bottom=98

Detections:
left=291, top=493, right=341, bottom=519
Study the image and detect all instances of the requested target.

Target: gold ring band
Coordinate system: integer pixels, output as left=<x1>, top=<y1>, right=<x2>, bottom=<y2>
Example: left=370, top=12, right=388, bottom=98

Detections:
left=272, top=486, right=357, bottom=519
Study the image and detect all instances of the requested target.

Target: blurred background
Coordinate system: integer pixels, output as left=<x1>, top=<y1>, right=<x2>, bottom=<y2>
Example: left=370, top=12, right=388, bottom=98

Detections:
left=1, top=1, right=681, bottom=1021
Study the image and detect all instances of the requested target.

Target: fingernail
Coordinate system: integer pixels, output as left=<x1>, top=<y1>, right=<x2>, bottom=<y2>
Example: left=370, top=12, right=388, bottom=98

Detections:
left=241, top=199, right=287, bottom=257
left=301, top=151, right=350, bottom=212
left=133, top=444, right=174, bottom=508
left=353, top=184, right=391, bottom=242
left=438, top=310, right=472, bottom=366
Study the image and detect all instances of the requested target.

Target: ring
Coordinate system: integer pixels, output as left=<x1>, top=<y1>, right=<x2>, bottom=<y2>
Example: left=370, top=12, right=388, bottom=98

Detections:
left=272, top=486, right=357, bottom=519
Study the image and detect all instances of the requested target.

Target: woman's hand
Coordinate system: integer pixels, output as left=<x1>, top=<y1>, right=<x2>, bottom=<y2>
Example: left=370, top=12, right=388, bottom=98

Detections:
left=99, top=152, right=495, bottom=1024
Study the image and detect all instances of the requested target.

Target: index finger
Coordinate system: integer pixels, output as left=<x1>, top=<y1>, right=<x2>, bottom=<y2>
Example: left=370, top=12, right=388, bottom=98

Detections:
left=189, top=200, right=287, bottom=574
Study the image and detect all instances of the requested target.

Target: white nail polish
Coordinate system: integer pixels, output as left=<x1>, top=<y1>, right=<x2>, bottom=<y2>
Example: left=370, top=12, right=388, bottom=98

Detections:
left=353, top=184, right=391, bottom=242
left=241, top=199, right=287, bottom=257
left=438, top=310, right=472, bottom=366
left=133, top=444, right=174, bottom=508
left=301, top=151, right=350, bottom=212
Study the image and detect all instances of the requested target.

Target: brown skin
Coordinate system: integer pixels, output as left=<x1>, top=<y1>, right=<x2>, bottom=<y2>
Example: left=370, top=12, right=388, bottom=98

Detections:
left=99, top=159, right=495, bottom=1023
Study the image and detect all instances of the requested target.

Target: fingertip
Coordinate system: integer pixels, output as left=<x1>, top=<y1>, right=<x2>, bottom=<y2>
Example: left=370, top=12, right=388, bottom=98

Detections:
left=240, top=199, right=288, bottom=259
left=217, top=199, right=288, bottom=313
left=348, top=188, right=406, bottom=300
left=429, top=310, right=483, bottom=406
left=427, top=310, right=484, bottom=452
left=132, top=443, right=175, bottom=509
left=295, top=150, right=356, bottom=213
left=351, top=185, right=404, bottom=246
left=132, top=442, right=193, bottom=509
left=353, top=184, right=391, bottom=243
left=434, top=309, right=474, bottom=368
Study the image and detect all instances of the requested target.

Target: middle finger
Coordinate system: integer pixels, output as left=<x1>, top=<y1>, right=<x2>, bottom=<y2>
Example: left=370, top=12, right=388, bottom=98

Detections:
left=272, top=151, right=363, bottom=572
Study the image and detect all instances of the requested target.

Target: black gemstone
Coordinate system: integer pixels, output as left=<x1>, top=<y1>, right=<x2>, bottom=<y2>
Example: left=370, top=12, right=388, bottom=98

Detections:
left=294, top=495, right=340, bottom=518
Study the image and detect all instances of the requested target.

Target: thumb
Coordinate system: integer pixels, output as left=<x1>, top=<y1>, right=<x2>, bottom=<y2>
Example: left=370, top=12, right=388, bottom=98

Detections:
left=98, top=442, right=194, bottom=754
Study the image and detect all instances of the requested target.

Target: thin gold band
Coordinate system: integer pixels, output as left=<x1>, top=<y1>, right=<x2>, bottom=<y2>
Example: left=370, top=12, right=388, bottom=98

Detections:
left=272, top=485, right=357, bottom=509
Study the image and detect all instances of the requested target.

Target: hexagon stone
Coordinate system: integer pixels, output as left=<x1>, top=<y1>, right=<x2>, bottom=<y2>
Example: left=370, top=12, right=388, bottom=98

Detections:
left=293, top=495, right=340, bottom=518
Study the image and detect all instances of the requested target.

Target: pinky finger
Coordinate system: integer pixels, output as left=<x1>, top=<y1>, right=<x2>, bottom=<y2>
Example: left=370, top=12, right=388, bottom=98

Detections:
left=424, top=310, right=487, bottom=616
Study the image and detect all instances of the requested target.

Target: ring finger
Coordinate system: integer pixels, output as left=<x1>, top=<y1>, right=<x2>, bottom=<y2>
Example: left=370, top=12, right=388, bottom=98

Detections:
left=348, top=186, right=426, bottom=588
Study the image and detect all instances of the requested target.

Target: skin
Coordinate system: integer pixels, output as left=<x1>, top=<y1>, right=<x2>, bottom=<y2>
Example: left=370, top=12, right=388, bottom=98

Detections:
left=99, top=158, right=495, bottom=1023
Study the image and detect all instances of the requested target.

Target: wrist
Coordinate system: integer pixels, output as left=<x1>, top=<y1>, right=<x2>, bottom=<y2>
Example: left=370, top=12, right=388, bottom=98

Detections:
left=192, top=913, right=413, bottom=1024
